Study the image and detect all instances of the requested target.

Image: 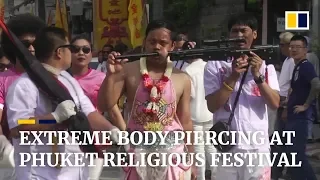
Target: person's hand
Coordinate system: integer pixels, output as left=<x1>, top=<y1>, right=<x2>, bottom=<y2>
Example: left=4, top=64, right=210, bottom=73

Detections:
left=182, top=41, right=196, bottom=50
left=281, top=108, right=287, bottom=121
left=191, top=165, right=197, bottom=180
left=249, top=51, right=263, bottom=78
left=110, top=126, right=121, bottom=144
left=107, top=51, right=128, bottom=74
left=294, top=104, right=309, bottom=114
left=51, top=100, right=77, bottom=123
left=231, top=55, right=249, bottom=79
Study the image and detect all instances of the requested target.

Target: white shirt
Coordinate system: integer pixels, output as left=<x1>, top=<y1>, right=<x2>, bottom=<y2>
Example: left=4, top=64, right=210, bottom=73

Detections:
left=6, top=71, right=95, bottom=180
left=173, top=60, right=189, bottom=71
left=307, top=52, right=320, bottom=76
left=204, top=61, right=280, bottom=150
left=96, top=61, right=107, bottom=73
left=278, top=57, right=295, bottom=97
left=184, top=59, right=213, bottom=122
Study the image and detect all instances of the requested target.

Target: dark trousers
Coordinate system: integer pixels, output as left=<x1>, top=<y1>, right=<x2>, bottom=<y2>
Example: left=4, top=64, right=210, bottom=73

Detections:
left=271, top=108, right=286, bottom=179
left=284, top=118, right=317, bottom=180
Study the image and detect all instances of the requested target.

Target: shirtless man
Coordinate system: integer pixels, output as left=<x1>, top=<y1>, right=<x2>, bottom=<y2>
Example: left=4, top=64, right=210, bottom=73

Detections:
left=98, top=20, right=196, bottom=180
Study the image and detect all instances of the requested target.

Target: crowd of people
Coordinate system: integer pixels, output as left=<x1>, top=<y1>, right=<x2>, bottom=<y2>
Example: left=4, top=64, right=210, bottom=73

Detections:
left=0, top=12, right=319, bottom=180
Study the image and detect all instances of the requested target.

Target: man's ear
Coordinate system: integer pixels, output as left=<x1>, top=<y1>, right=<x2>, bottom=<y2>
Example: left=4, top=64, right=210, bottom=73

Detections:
left=171, top=41, right=176, bottom=51
left=253, top=30, right=257, bottom=40
left=55, top=48, right=63, bottom=59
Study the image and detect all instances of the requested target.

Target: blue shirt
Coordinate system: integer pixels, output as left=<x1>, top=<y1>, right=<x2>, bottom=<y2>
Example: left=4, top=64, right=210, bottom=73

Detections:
left=287, top=60, right=317, bottom=120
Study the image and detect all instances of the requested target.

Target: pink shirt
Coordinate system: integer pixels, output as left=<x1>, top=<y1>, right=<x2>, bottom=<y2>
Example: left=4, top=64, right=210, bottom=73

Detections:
left=0, top=68, right=21, bottom=139
left=0, top=68, right=22, bottom=109
left=74, top=69, right=106, bottom=109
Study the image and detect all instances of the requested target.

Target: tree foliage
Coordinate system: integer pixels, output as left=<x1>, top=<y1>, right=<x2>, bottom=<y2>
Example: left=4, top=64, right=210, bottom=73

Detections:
left=163, top=0, right=201, bottom=31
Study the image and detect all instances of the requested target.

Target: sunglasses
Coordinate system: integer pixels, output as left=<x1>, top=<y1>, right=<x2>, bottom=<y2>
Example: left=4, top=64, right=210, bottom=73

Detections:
left=21, top=40, right=35, bottom=48
left=72, top=46, right=91, bottom=54
left=0, top=63, right=12, bottom=70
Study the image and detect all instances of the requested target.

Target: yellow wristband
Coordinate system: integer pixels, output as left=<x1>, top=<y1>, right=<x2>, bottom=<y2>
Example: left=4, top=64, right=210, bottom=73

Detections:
left=223, top=82, right=233, bottom=91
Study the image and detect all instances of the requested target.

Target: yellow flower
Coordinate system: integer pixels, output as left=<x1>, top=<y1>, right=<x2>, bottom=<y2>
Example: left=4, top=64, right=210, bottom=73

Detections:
left=144, top=122, right=163, bottom=131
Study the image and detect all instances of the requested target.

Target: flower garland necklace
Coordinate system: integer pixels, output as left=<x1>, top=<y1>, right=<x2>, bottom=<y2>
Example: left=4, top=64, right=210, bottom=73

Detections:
left=140, top=57, right=173, bottom=114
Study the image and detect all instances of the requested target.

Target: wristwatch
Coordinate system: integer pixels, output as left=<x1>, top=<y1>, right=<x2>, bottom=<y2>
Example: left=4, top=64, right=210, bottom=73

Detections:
left=254, top=74, right=265, bottom=84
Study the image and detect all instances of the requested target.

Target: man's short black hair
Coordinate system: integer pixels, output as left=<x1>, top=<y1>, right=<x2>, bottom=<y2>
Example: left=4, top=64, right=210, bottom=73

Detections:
left=174, top=34, right=188, bottom=42
left=228, top=12, right=258, bottom=31
left=34, top=27, right=69, bottom=62
left=1, top=13, right=46, bottom=63
left=114, top=42, right=128, bottom=54
left=102, top=44, right=113, bottom=50
left=290, top=35, right=308, bottom=47
left=145, top=20, right=177, bottom=40
left=0, top=48, right=4, bottom=59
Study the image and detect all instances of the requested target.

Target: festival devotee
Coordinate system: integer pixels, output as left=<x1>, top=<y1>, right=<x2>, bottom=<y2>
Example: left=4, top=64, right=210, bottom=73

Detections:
left=285, top=35, right=320, bottom=180
left=98, top=20, right=196, bottom=180
left=0, top=13, right=46, bottom=180
left=204, top=13, right=280, bottom=179
left=184, top=56, right=217, bottom=180
left=69, top=35, right=123, bottom=180
left=5, top=27, right=120, bottom=180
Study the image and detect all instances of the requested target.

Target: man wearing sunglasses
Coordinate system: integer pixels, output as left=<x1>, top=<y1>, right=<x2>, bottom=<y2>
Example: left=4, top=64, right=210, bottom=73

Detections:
left=0, top=14, right=46, bottom=180
left=0, top=48, right=11, bottom=72
left=97, top=44, right=114, bottom=73
left=6, top=27, right=121, bottom=180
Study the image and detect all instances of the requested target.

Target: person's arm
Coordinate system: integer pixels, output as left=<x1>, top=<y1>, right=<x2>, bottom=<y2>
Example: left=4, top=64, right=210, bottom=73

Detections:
left=177, top=74, right=194, bottom=154
left=256, top=65, right=280, bottom=109
left=77, top=78, right=117, bottom=131
left=6, top=79, right=58, bottom=136
left=0, top=79, right=4, bottom=135
left=108, top=105, right=126, bottom=131
left=303, top=63, right=320, bottom=106
left=204, top=62, right=236, bottom=113
left=98, top=70, right=126, bottom=112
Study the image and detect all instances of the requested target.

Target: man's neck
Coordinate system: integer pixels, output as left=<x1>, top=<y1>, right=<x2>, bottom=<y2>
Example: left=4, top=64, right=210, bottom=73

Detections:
left=14, top=62, right=24, bottom=73
left=70, top=65, right=89, bottom=76
left=294, top=57, right=306, bottom=65
left=44, top=59, right=65, bottom=71
left=146, top=60, right=167, bottom=73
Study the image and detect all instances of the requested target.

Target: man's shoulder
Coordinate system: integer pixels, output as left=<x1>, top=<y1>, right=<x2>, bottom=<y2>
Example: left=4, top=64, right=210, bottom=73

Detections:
left=8, top=73, right=36, bottom=91
left=300, top=60, right=314, bottom=70
left=173, top=68, right=191, bottom=82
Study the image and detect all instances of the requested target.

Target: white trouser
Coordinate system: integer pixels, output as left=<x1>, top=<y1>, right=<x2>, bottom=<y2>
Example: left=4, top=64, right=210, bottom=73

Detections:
left=192, top=120, right=217, bottom=180
left=216, top=147, right=271, bottom=180
left=88, top=158, right=104, bottom=180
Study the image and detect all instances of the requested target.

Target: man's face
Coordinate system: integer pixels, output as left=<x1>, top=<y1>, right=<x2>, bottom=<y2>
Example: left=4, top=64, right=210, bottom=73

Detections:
left=19, top=33, right=36, bottom=55
left=98, top=52, right=103, bottom=63
left=280, top=40, right=290, bottom=56
left=143, top=28, right=175, bottom=64
left=102, top=46, right=112, bottom=59
left=289, top=40, right=307, bottom=60
left=229, top=25, right=257, bottom=49
left=174, top=40, right=185, bottom=50
left=0, top=56, right=11, bottom=72
left=56, top=38, right=72, bottom=70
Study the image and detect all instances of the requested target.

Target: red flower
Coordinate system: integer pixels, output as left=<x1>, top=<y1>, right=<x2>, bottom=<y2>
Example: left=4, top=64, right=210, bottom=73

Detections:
left=162, top=76, right=169, bottom=82
left=142, top=73, right=149, bottom=79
